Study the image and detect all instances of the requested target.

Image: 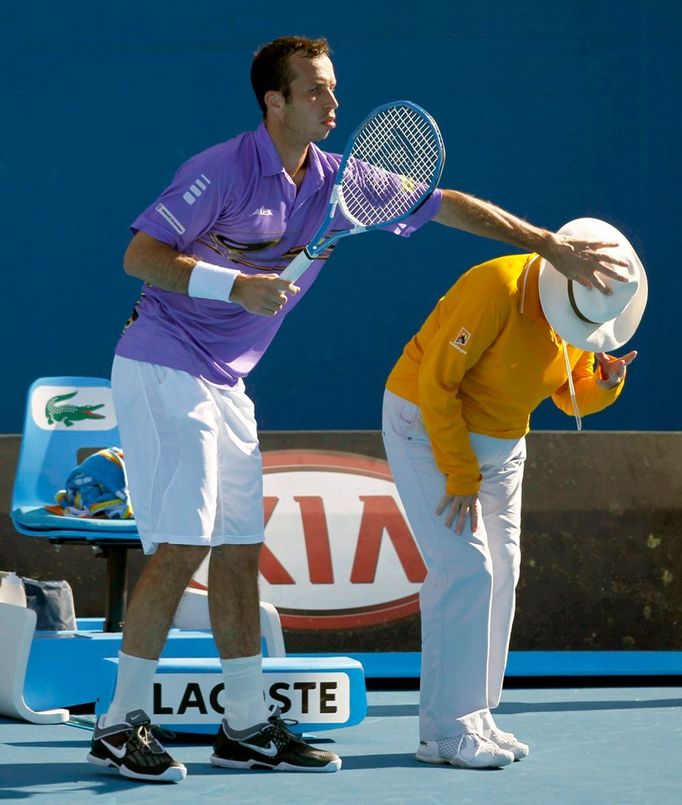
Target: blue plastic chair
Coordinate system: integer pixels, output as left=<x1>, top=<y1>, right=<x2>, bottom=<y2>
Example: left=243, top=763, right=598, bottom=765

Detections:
left=12, top=377, right=136, bottom=535
left=11, top=377, right=140, bottom=630
left=10, top=376, right=288, bottom=652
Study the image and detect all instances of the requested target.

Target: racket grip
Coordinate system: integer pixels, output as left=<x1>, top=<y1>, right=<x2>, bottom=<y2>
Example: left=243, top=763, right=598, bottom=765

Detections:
left=281, top=250, right=314, bottom=282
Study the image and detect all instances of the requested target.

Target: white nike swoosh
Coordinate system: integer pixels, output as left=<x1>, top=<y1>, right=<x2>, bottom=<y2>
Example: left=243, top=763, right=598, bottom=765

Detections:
left=241, top=739, right=279, bottom=758
left=101, top=738, right=128, bottom=760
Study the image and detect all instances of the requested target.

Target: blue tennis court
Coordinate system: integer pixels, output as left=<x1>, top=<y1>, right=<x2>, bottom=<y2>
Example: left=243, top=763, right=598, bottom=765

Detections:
left=2, top=682, right=681, bottom=804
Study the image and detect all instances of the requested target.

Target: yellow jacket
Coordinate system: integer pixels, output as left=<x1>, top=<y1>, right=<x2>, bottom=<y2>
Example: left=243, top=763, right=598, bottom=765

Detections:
left=386, top=254, right=623, bottom=496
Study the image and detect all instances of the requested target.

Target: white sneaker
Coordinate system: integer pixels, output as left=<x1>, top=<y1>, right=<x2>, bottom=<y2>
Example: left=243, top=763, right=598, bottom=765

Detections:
left=416, top=733, right=514, bottom=769
left=486, top=727, right=530, bottom=761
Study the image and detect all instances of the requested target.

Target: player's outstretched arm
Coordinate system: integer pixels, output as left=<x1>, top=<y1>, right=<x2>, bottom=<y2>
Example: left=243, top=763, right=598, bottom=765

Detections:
left=434, top=189, right=628, bottom=293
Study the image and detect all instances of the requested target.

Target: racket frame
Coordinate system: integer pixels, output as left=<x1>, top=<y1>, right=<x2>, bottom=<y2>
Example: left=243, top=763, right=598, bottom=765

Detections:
left=281, top=100, right=445, bottom=281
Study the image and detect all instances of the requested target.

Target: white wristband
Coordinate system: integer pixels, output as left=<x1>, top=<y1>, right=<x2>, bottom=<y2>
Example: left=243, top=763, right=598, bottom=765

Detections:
left=188, top=261, right=240, bottom=302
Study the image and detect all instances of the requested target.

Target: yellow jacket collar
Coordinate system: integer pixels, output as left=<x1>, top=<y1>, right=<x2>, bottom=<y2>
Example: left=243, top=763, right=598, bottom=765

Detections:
left=518, top=255, right=543, bottom=321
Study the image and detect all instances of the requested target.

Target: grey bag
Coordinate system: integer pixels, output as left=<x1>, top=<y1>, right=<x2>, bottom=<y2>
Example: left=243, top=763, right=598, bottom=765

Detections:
left=22, top=577, right=77, bottom=631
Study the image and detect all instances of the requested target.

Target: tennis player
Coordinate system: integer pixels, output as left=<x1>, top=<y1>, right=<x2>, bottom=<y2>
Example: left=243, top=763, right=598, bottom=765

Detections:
left=382, top=218, right=646, bottom=769
left=89, top=36, right=634, bottom=783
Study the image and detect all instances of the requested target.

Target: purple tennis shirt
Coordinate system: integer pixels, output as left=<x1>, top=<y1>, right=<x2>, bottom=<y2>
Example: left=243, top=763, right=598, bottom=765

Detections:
left=116, top=122, right=442, bottom=385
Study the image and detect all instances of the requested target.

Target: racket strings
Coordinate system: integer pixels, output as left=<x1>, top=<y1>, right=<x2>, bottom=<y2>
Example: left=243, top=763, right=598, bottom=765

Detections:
left=340, top=104, right=443, bottom=226
left=357, top=105, right=441, bottom=173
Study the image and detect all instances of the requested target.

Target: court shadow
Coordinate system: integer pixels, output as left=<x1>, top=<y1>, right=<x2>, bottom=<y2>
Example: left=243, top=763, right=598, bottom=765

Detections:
left=5, top=739, right=91, bottom=749
left=181, top=754, right=431, bottom=774
left=183, top=762, right=288, bottom=777
left=367, top=704, right=419, bottom=717
left=340, top=753, right=505, bottom=771
left=368, top=698, right=682, bottom=719
left=496, top=697, right=682, bottom=714
left=338, top=752, right=421, bottom=770
left=0, top=762, right=176, bottom=798
left=367, top=702, right=419, bottom=718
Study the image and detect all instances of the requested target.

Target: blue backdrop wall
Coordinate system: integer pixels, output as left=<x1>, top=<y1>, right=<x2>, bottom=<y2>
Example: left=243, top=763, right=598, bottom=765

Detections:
left=2, top=1, right=678, bottom=433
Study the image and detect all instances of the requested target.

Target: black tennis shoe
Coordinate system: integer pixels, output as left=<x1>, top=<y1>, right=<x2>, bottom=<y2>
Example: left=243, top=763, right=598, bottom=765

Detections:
left=210, top=709, right=341, bottom=772
left=87, top=709, right=187, bottom=783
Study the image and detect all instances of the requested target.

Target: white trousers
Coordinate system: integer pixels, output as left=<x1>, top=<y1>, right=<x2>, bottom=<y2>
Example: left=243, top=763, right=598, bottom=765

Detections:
left=382, top=390, right=525, bottom=741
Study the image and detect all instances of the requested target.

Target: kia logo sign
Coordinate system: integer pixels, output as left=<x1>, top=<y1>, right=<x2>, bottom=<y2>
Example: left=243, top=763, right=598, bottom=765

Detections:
left=260, top=450, right=426, bottom=630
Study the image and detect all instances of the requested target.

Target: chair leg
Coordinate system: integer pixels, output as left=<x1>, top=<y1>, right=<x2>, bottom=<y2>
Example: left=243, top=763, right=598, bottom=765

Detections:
left=259, top=601, right=286, bottom=657
left=0, top=603, right=69, bottom=723
left=99, top=546, right=128, bottom=633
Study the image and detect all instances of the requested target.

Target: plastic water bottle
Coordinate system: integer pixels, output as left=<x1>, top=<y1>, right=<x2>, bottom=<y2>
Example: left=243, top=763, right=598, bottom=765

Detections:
left=0, top=571, right=27, bottom=607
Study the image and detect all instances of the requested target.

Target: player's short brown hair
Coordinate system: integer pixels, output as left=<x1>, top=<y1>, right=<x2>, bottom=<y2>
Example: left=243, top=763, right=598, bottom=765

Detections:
left=251, top=36, right=331, bottom=116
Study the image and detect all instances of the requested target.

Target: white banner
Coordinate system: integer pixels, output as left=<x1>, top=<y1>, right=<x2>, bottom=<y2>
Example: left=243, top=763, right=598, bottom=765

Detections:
left=152, top=671, right=350, bottom=725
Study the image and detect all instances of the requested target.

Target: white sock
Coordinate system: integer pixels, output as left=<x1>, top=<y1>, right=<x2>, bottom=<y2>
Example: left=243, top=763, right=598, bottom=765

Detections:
left=102, top=651, right=158, bottom=727
left=221, top=654, right=268, bottom=730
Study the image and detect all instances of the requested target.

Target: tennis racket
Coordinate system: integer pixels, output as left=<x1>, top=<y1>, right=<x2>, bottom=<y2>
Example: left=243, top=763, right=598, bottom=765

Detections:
left=281, top=100, right=445, bottom=282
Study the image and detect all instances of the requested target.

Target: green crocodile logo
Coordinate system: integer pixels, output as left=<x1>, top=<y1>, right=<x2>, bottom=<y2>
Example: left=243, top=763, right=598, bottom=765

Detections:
left=45, top=392, right=106, bottom=427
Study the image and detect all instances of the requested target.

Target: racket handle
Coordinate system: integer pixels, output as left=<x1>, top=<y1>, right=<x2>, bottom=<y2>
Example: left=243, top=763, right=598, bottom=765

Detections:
left=281, top=250, right=314, bottom=282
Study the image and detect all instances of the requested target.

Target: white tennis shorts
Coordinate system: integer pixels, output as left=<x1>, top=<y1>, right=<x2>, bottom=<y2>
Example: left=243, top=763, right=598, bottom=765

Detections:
left=111, top=355, right=264, bottom=554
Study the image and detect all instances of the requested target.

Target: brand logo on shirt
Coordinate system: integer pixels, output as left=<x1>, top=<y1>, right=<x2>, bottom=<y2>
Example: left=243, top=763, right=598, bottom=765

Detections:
left=253, top=207, right=274, bottom=216
left=449, top=327, right=471, bottom=354
left=182, top=174, right=212, bottom=205
left=155, top=204, right=186, bottom=234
